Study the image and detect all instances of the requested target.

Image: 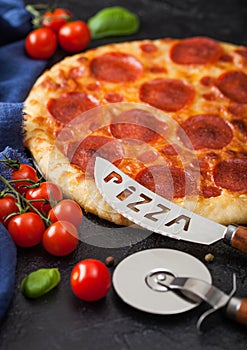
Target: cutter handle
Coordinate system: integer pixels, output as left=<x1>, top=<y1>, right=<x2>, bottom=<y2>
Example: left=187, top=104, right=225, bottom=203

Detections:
left=226, top=297, right=247, bottom=327
left=224, top=225, right=247, bottom=254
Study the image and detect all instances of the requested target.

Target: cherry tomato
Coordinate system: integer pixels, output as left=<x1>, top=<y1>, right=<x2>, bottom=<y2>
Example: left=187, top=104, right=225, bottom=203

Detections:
left=25, top=181, right=63, bottom=215
left=42, top=8, right=73, bottom=33
left=8, top=212, right=45, bottom=248
left=70, top=259, right=111, bottom=301
left=58, top=20, right=91, bottom=53
left=25, top=28, right=57, bottom=59
left=0, top=195, right=19, bottom=226
left=42, top=221, right=78, bottom=256
left=48, top=199, right=83, bottom=228
left=12, top=164, right=39, bottom=195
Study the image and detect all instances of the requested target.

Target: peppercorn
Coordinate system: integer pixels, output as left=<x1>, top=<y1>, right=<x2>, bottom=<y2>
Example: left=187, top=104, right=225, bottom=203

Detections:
left=205, top=253, right=214, bottom=262
left=105, top=256, right=114, bottom=267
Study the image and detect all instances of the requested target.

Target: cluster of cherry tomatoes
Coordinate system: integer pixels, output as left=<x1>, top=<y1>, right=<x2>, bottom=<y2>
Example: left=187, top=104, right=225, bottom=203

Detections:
left=25, top=7, right=91, bottom=59
left=0, top=160, right=112, bottom=301
left=0, top=162, right=82, bottom=256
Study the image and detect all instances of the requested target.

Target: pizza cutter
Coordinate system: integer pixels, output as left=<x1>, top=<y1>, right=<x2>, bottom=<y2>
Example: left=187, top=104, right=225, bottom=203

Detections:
left=112, top=249, right=247, bottom=330
left=95, top=157, right=247, bottom=254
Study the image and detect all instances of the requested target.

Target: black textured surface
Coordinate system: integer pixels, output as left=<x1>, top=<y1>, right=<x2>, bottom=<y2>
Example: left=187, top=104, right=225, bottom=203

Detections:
left=1, top=0, right=247, bottom=349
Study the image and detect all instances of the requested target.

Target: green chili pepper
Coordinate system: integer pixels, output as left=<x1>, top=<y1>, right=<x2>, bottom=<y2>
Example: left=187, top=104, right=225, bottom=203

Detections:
left=88, top=6, right=139, bottom=39
left=21, top=268, right=61, bottom=299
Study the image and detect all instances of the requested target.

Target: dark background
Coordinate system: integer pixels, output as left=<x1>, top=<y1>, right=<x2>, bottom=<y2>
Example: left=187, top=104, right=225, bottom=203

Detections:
left=1, top=0, right=247, bottom=349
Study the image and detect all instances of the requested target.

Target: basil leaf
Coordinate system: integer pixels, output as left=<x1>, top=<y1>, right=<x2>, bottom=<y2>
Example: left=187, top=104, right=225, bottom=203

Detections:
left=21, top=268, right=61, bottom=299
left=88, top=6, right=139, bottom=39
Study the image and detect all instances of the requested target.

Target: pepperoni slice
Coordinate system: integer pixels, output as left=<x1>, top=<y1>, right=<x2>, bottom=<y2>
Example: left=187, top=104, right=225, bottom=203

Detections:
left=70, top=135, right=124, bottom=174
left=228, top=103, right=247, bottom=118
left=170, top=37, right=223, bottom=65
left=202, top=92, right=217, bottom=101
left=179, top=114, right=233, bottom=150
left=140, top=43, right=158, bottom=53
left=214, top=158, right=247, bottom=192
left=86, top=82, right=101, bottom=91
left=104, top=92, right=123, bottom=103
left=135, top=165, right=195, bottom=199
left=47, top=92, right=99, bottom=125
left=149, top=66, right=167, bottom=74
left=216, top=71, right=247, bottom=103
left=90, top=52, right=143, bottom=83
left=201, top=185, right=222, bottom=198
left=139, top=78, right=194, bottom=112
left=110, top=108, right=167, bottom=142
left=219, top=53, right=233, bottom=63
left=200, top=76, right=215, bottom=87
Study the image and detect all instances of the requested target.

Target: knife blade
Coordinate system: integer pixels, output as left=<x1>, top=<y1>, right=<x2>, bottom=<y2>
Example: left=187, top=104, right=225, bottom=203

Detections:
left=94, top=157, right=247, bottom=253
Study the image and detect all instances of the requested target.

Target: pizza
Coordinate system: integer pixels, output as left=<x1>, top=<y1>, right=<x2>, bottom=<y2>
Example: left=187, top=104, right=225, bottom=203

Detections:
left=23, top=36, right=247, bottom=226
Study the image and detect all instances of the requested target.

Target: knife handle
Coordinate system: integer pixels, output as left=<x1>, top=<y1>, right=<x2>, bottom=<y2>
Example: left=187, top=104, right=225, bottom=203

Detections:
left=226, top=297, right=247, bottom=327
left=224, top=225, right=247, bottom=253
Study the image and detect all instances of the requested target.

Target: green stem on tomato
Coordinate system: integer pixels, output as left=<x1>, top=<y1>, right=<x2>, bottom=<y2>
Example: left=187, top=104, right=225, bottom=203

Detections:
left=9, top=177, right=42, bottom=189
left=0, top=174, right=51, bottom=226
left=0, top=156, right=20, bottom=170
left=26, top=4, right=43, bottom=17
left=0, top=187, right=10, bottom=198
left=25, top=4, right=44, bottom=28
left=25, top=2, right=59, bottom=28
left=16, top=191, right=24, bottom=212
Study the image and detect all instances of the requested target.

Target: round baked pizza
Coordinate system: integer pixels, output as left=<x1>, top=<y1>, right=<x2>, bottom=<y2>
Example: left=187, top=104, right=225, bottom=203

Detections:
left=23, top=36, right=247, bottom=226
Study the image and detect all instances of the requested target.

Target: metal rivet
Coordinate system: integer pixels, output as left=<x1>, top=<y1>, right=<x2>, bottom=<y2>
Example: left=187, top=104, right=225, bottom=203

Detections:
left=145, top=269, right=175, bottom=292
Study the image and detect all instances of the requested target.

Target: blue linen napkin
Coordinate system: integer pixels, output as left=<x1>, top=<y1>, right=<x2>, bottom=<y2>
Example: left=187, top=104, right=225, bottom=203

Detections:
left=0, top=40, right=47, bottom=102
left=0, top=0, right=48, bottom=321
left=0, top=0, right=47, bottom=103
left=0, top=146, right=33, bottom=322
left=0, top=223, right=17, bottom=321
left=0, top=0, right=31, bottom=46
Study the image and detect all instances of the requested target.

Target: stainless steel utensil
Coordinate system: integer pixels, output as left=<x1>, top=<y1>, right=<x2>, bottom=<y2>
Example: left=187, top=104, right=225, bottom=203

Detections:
left=95, top=157, right=247, bottom=254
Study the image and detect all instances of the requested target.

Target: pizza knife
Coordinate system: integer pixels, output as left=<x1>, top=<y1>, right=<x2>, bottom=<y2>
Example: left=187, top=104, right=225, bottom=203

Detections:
left=94, top=157, right=247, bottom=254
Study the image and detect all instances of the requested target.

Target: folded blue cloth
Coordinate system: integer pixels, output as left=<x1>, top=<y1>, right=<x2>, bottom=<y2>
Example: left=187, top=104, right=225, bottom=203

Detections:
left=0, top=103, right=24, bottom=151
left=0, top=147, right=22, bottom=321
left=0, top=145, right=32, bottom=321
left=0, top=223, right=17, bottom=321
left=0, top=0, right=31, bottom=46
left=0, top=0, right=47, bottom=103
left=0, top=40, right=47, bottom=102
left=0, top=0, right=48, bottom=321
